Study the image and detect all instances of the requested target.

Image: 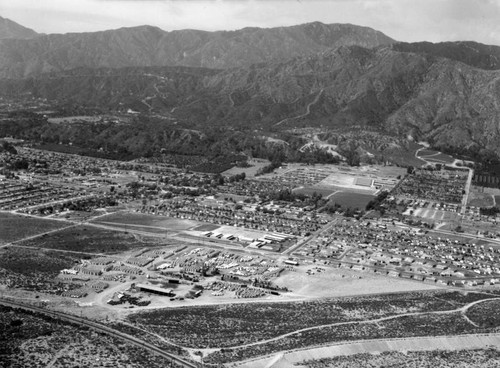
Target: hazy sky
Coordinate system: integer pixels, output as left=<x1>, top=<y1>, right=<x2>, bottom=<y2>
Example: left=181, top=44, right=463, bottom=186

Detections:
left=1, top=0, right=500, bottom=45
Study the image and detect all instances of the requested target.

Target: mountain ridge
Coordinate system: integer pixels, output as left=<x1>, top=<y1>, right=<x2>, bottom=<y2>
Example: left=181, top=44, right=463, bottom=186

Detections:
left=2, top=45, right=500, bottom=160
left=0, top=15, right=38, bottom=40
left=0, top=19, right=395, bottom=78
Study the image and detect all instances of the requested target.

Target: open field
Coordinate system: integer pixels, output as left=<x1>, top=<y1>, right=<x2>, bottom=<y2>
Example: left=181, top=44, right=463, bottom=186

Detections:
left=192, top=224, right=220, bottom=232
left=222, top=158, right=271, bottom=178
left=91, top=211, right=198, bottom=232
left=467, top=188, right=496, bottom=207
left=293, top=186, right=337, bottom=198
left=18, top=225, right=163, bottom=254
left=273, top=267, right=440, bottom=298
left=0, top=212, right=70, bottom=244
left=328, top=192, right=375, bottom=210
left=384, top=142, right=427, bottom=167
left=418, top=149, right=440, bottom=156
left=94, top=222, right=170, bottom=234
left=417, top=150, right=455, bottom=164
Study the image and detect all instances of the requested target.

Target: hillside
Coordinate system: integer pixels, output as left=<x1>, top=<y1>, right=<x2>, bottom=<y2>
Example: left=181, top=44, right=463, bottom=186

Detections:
left=0, top=16, right=38, bottom=40
left=392, top=41, right=500, bottom=70
left=0, top=21, right=394, bottom=78
left=2, top=45, right=500, bottom=160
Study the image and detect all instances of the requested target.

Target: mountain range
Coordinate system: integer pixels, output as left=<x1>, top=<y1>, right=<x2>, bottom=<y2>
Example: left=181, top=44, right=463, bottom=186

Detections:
left=0, top=15, right=38, bottom=40
left=0, top=21, right=394, bottom=78
left=1, top=16, right=500, bottom=162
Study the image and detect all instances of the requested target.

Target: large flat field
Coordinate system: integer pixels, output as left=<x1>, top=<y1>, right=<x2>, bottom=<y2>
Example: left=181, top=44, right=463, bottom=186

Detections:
left=275, top=265, right=441, bottom=299
left=18, top=225, right=164, bottom=254
left=467, top=189, right=495, bottom=207
left=417, top=151, right=455, bottom=164
left=0, top=212, right=71, bottom=244
left=328, top=192, right=375, bottom=210
left=293, top=186, right=337, bottom=197
left=222, top=158, right=271, bottom=178
left=91, top=211, right=200, bottom=232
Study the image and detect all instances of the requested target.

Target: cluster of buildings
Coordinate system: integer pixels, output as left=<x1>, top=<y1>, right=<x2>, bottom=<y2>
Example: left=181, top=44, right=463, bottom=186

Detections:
left=0, top=180, right=87, bottom=212
left=394, top=169, right=468, bottom=204
left=142, top=197, right=327, bottom=237
left=293, top=216, right=500, bottom=286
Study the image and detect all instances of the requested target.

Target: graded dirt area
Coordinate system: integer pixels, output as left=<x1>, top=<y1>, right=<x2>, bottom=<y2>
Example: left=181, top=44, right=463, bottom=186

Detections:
left=274, top=265, right=442, bottom=299
left=467, top=188, right=495, bottom=207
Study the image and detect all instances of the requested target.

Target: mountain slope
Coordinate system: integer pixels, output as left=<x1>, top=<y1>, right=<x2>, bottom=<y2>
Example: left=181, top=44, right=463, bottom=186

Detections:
left=392, top=41, right=500, bottom=70
left=3, top=45, right=500, bottom=159
left=0, top=16, right=38, bottom=39
left=0, top=21, right=394, bottom=78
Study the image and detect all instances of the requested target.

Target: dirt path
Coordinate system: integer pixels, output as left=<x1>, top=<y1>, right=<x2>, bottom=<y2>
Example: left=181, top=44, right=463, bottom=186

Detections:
left=275, top=89, right=323, bottom=126
left=218, top=296, right=500, bottom=352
